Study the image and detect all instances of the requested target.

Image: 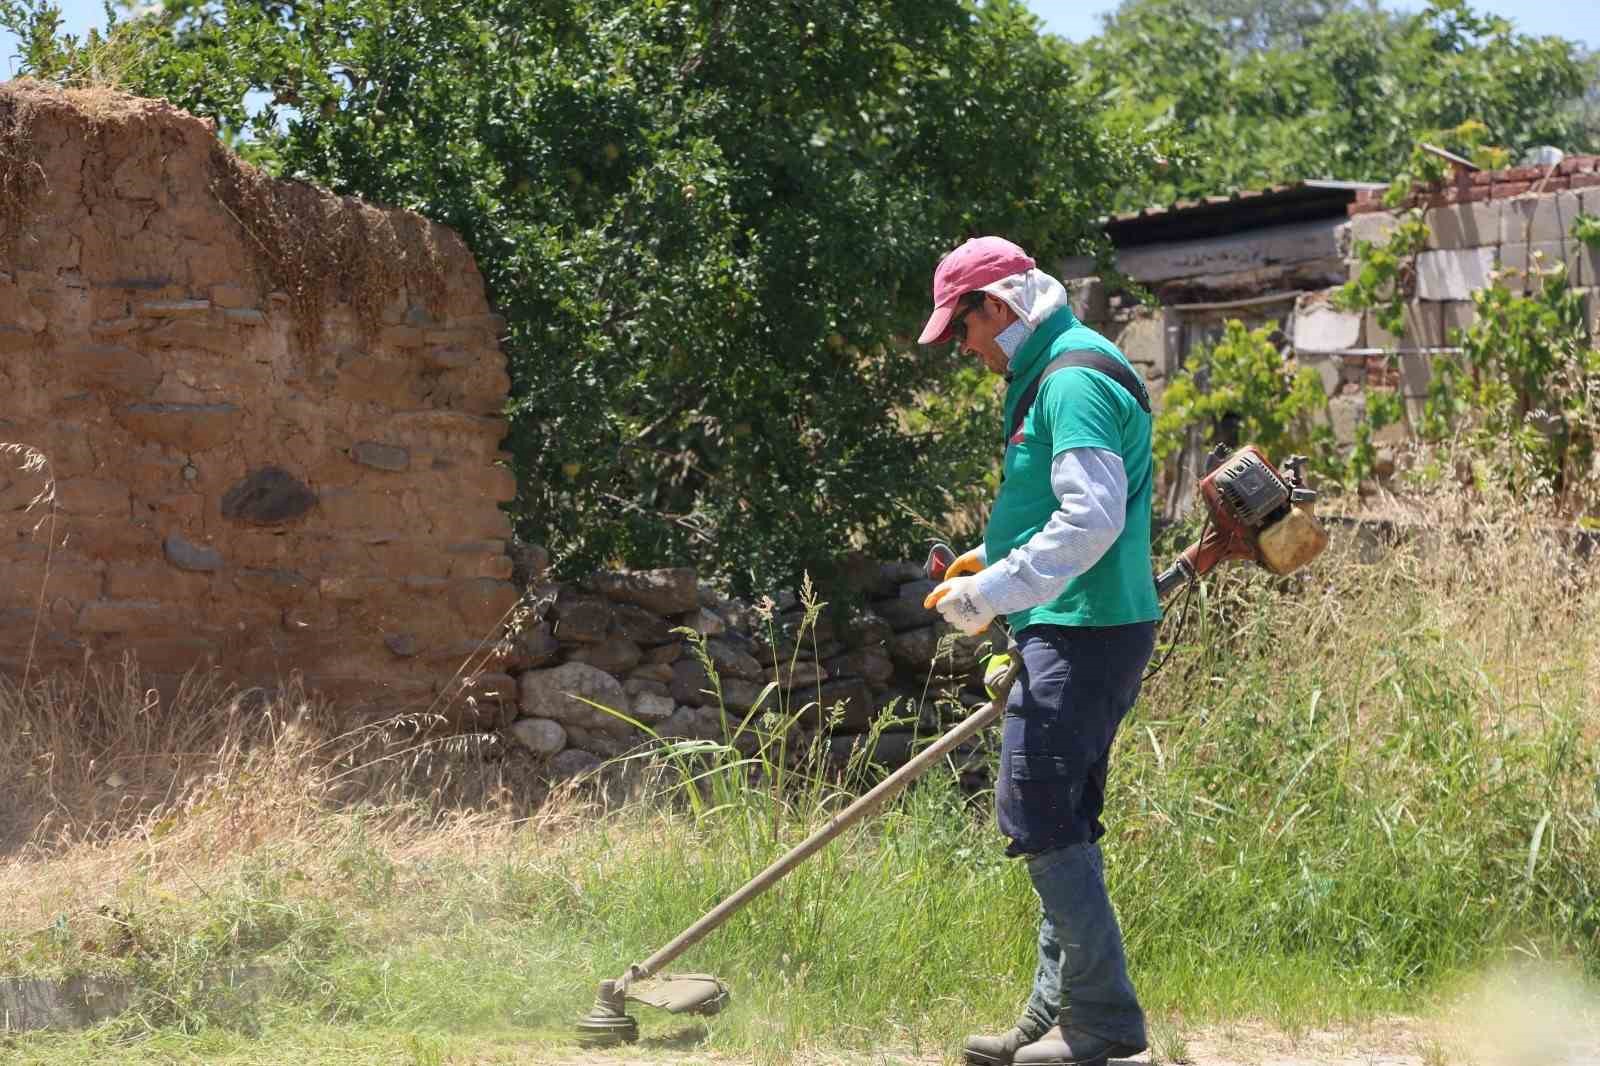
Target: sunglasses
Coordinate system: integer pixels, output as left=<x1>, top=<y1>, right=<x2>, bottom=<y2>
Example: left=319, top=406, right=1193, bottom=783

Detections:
left=950, top=297, right=984, bottom=345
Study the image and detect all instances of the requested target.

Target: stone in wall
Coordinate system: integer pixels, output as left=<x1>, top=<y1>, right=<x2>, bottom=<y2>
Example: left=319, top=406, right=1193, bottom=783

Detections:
left=1348, top=209, right=1399, bottom=249
left=1108, top=307, right=1180, bottom=381
left=1292, top=292, right=1362, bottom=355
left=0, top=81, right=515, bottom=717
left=1358, top=304, right=1438, bottom=356
left=1416, top=248, right=1495, bottom=301
left=1499, top=191, right=1584, bottom=247
left=1500, top=242, right=1586, bottom=293
left=1067, top=278, right=1108, bottom=324
left=1424, top=202, right=1502, bottom=250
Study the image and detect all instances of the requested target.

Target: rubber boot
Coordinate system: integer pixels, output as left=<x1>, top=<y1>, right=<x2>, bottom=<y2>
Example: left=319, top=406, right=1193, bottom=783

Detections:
left=964, top=1026, right=1041, bottom=1066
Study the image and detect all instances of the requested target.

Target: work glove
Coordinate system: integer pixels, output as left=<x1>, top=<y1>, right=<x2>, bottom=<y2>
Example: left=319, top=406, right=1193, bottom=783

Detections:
left=982, top=652, right=1013, bottom=700
left=944, top=546, right=985, bottom=579
left=923, top=575, right=997, bottom=637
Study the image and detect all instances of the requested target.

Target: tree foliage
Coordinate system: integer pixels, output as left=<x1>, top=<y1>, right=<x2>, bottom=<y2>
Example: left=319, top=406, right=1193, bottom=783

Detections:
left=1080, top=0, right=1599, bottom=206
left=2, top=0, right=1161, bottom=593
left=1104, top=0, right=1383, bottom=53
left=1153, top=320, right=1335, bottom=472
left=7, top=0, right=1600, bottom=578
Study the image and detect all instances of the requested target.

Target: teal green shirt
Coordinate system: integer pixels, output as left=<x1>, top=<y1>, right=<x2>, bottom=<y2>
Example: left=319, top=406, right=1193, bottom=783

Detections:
left=983, top=307, right=1161, bottom=630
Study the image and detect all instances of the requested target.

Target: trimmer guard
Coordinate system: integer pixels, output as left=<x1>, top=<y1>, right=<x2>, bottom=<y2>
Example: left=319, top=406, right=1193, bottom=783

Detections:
left=624, top=973, right=730, bottom=1016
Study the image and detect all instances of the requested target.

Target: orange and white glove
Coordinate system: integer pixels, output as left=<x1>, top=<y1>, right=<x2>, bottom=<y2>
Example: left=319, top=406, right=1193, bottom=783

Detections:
left=944, top=546, right=986, bottom=579
left=923, top=575, right=997, bottom=637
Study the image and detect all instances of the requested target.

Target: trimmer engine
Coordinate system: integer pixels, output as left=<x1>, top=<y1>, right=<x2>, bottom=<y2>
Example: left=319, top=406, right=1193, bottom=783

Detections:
left=1154, top=444, right=1329, bottom=596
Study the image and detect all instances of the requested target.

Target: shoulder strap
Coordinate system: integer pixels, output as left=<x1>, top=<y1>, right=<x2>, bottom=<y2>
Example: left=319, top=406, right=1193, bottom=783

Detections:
left=1007, top=349, right=1152, bottom=443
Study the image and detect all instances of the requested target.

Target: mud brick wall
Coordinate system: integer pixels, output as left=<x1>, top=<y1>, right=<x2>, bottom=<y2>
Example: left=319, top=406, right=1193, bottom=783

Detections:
left=0, top=82, right=517, bottom=722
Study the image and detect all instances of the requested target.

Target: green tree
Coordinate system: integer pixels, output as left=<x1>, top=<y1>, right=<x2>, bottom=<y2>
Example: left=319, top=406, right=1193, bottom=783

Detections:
left=1102, top=0, right=1384, bottom=53
left=1079, top=0, right=1597, bottom=207
left=1153, top=319, right=1336, bottom=476
left=1433, top=268, right=1600, bottom=509
left=3, top=0, right=1162, bottom=593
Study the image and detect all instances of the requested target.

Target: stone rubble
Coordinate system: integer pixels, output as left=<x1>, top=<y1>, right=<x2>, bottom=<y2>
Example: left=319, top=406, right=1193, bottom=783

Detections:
left=496, top=561, right=998, bottom=779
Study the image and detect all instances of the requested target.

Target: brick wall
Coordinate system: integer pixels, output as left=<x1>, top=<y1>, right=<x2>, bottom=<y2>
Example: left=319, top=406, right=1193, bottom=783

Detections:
left=0, top=82, right=517, bottom=725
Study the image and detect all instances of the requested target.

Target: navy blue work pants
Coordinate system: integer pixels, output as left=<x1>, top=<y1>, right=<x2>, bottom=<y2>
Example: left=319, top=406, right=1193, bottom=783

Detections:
left=997, top=622, right=1154, bottom=1045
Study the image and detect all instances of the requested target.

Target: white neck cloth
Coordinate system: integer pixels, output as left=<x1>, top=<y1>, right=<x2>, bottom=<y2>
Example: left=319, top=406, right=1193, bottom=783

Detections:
left=980, top=267, right=1071, bottom=371
left=980, top=267, right=1072, bottom=331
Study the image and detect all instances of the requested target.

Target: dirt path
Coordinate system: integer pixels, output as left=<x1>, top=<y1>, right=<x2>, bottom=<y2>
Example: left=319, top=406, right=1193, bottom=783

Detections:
left=526, top=1015, right=1600, bottom=1066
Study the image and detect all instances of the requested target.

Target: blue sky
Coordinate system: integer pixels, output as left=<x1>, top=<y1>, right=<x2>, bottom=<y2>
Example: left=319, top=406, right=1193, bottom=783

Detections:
left=1027, top=0, right=1598, bottom=47
left=4, top=1, right=1595, bottom=82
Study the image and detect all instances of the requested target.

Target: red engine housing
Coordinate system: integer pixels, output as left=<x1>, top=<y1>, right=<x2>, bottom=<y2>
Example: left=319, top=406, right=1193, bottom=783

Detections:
left=1171, top=445, right=1294, bottom=581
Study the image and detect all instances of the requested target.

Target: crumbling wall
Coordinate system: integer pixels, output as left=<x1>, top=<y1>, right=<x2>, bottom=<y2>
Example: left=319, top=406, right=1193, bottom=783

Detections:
left=1065, top=160, right=1600, bottom=469
left=0, top=81, right=517, bottom=723
left=1053, top=278, right=1181, bottom=414
left=1319, top=158, right=1600, bottom=447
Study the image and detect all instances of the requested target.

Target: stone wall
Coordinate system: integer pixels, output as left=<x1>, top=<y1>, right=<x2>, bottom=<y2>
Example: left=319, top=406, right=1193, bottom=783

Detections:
left=0, top=82, right=516, bottom=722
left=505, top=560, right=995, bottom=779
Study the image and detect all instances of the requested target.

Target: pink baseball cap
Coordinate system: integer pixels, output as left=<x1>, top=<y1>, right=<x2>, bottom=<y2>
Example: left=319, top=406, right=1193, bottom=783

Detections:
left=917, top=236, right=1036, bottom=345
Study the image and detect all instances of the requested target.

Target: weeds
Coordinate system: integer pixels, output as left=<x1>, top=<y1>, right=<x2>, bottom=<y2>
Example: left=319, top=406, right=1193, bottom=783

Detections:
left=0, top=87, right=46, bottom=264
left=1148, top=1014, right=1191, bottom=1064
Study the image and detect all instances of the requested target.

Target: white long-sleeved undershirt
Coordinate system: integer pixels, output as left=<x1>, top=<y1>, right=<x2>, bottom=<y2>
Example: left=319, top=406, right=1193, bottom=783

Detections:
left=969, top=447, right=1127, bottom=616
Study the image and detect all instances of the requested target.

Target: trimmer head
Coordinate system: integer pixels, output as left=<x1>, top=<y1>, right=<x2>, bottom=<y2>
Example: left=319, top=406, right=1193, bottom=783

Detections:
left=576, top=980, right=639, bottom=1046
left=575, top=974, right=730, bottom=1045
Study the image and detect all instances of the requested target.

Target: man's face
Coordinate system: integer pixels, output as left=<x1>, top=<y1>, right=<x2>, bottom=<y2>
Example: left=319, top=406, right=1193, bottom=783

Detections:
left=954, top=294, right=1016, bottom=375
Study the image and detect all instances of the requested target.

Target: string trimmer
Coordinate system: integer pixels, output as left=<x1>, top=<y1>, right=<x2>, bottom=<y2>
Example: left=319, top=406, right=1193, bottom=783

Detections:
left=574, top=443, right=1328, bottom=1045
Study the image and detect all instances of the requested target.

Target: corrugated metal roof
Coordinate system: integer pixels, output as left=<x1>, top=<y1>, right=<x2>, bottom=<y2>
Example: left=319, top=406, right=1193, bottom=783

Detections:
left=1104, top=180, right=1389, bottom=247
left=1108, top=180, right=1387, bottom=225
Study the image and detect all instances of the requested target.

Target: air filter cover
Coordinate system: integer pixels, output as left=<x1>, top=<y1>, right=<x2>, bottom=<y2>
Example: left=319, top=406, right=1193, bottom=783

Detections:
left=1214, top=451, right=1289, bottom=528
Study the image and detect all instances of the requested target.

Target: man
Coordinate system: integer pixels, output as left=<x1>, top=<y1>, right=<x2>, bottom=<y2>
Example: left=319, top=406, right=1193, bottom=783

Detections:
left=918, top=236, right=1160, bottom=1066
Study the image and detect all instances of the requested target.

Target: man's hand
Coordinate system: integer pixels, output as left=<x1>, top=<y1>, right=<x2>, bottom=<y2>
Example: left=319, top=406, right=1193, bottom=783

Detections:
left=923, top=576, right=997, bottom=637
left=945, top=546, right=985, bottom=578
left=982, top=652, right=1013, bottom=699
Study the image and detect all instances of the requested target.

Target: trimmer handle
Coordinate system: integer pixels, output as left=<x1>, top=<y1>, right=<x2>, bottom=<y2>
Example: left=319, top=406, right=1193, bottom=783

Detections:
left=924, top=542, right=957, bottom=582
left=1154, top=557, right=1195, bottom=598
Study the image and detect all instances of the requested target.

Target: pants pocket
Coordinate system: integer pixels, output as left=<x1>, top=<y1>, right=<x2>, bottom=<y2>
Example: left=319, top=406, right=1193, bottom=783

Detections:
left=1000, top=751, right=1088, bottom=853
left=1010, top=753, right=1073, bottom=782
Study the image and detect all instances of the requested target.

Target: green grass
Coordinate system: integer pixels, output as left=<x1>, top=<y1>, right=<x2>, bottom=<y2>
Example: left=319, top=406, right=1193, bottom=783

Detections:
left=3, top=511, right=1598, bottom=1064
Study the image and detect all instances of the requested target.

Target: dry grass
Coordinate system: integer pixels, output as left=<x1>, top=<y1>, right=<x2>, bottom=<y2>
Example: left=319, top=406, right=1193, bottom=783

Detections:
left=0, top=86, right=47, bottom=266
left=0, top=652, right=585, bottom=949
left=207, top=142, right=449, bottom=352
left=1317, top=471, right=1600, bottom=726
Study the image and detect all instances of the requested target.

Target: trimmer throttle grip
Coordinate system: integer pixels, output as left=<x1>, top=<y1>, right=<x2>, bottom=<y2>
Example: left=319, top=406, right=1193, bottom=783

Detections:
left=1154, top=557, right=1195, bottom=599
